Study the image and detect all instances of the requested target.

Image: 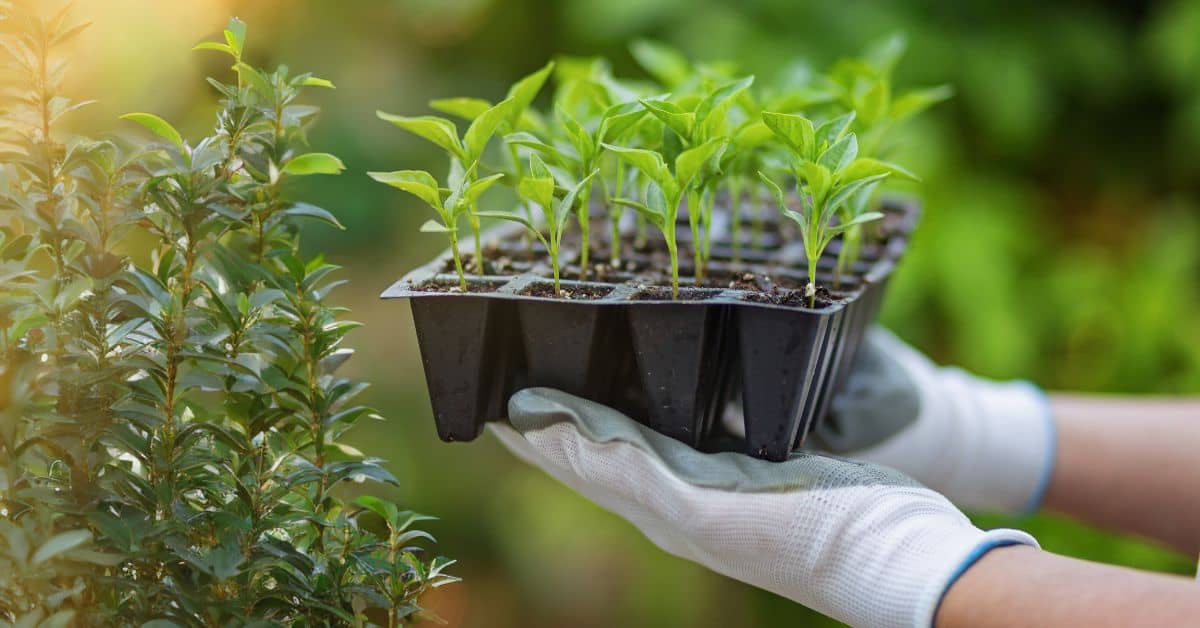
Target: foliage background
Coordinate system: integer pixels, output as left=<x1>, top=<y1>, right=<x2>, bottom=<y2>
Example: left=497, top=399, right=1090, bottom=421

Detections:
left=55, top=0, right=1200, bottom=625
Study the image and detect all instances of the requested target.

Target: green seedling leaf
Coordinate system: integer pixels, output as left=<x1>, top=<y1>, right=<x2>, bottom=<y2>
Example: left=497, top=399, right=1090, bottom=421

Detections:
left=675, top=137, right=728, bottom=189
left=817, top=133, right=858, bottom=172
left=475, top=210, right=536, bottom=231
left=641, top=99, right=695, bottom=143
left=377, top=112, right=465, bottom=162
left=761, top=111, right=815, bottom=159
left=842, top=158, right=919, bottom=182
left=282, top=153, right=345, bottom=176
left=815, top=111, right=856, bottom=148
left=554, top=170, right=599, bottom=236
left=193, top=41, right=235, bottom=56
left=505, top=61, right=555, bottom=125
left=555, top=105, right=596, bottom=165
left=630, top=39, right=691, bottom=87
left=367, top=170, right=443, bottom=209
left=827, top=173, right=889, bottom=212
left=463, top=98, right=515, bottom=161
left=419, top=220, right=455, bottom=233
left=462, top=173, right=506, bottom=208
left=233, top=62, right=273, bottom=97
left=695, top=75, right=754, bottom=138
left=120, top=113, right=184, bottom=151
left=612, top=198, right=666, bottom=229
left=599, top=101, right=647, bottom=143
left=830, top=211, right=886, bottom=234
left=603, top=144, right=676, bottom=197
left=430, top=97, right=493, bottom=121
left=799, top=161, right=833, bottom=205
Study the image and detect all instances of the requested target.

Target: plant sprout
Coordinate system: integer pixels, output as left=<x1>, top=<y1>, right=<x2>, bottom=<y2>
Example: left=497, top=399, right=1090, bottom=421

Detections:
left=759, top=110, right=914, bottom=306
left=606, top=138, right=728, bottom=298
left=377, top=98, right=514, bottom=274
left=369, top=167, right=505, bottom=290
left=477, top=156, right=598, bottom=296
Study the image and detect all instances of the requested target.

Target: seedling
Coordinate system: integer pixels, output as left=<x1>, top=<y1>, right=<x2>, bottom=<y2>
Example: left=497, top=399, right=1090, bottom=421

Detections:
left=606, top=138, right=728, bottom=298
left=378, top=98, right=514, bottom=274
left=760, top=110, right=916, bottom=306
left=505, top=102, right=646, bottom=278
left=639, top=75, right=752, bottom=277
left=368, top=166, right=505, bottom=290
left=477, top=156, right=598, bottom=295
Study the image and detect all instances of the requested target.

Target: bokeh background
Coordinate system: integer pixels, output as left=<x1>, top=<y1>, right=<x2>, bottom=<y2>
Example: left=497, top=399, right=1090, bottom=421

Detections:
left=56, top=0, right=1200, bottom=625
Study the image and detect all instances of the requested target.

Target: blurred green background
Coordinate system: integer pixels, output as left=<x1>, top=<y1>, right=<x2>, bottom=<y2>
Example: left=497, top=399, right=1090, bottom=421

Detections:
left=61, top=0, right=1200, bottom=625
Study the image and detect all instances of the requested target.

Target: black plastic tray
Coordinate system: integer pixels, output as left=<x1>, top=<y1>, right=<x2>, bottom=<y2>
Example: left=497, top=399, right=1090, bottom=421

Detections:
left=383, top=200, right=917, bottom=460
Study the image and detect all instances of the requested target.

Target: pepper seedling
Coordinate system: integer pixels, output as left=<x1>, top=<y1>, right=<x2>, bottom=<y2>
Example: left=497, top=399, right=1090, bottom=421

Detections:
left=606, top=137, right=728, bottom=298
left=639, top=75, right=752, bottom=278
left=505, top=102, right=645, bottom=278
left=368, top=165, right=504, bottom=290
left=377, top=98, right=514, bottom=275
left=760, top=109, right=913, bottom=307
left=477, top=156, right=597, bottom=296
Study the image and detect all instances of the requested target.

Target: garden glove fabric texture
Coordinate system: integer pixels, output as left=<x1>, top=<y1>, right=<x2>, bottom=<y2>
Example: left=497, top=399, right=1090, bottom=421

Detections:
left=809, top=327, right=1056, bottom=515
left=492, top=388, right=1038, bottom=628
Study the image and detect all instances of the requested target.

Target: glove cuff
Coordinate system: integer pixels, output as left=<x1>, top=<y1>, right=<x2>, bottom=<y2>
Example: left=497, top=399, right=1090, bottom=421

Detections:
left=916, top=527, right=1039, bottom=627
left=945, top=375, right=1056, bottom=514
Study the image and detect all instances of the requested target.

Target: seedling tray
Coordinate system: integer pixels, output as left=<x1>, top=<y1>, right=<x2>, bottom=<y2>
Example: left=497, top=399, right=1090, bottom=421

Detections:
left=383, top=200, right=918, bottom=461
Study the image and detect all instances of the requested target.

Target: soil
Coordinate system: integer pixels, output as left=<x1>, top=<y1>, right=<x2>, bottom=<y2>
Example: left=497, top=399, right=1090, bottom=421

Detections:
left=521, top=283, right=613, bottom=300
left=415, top=278, right=502, bottom=294
left=739, top=285, right=839, bottom=308
left=633, top=287, right=723, bottom=302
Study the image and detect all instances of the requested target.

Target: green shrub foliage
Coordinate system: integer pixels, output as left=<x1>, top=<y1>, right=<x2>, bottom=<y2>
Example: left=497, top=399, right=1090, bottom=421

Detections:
left=0, top=5, right=455, bottom=625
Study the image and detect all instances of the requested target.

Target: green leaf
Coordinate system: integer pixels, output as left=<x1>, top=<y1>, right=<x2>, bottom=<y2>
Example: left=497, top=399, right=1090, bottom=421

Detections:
left=233, top=62, right=273, bottom=97
left=462, top=173, right=506, bottom=207
left=864, top=32, right=907, bottom=76
left=504, top=132, right=573, bottom=168
left=830, top=211, right=886, bottom=234
left=761, top=111, right=815, bottom=160
left=463, top=98, right=515, bottom=161
left=630, top=39, right=691, bottom=87
left=675, top=137, right=728, bottom=189
left=518, top=169, right=556, bottom=210
left=641, top=99, right=695, bottom=143
left=599, top=101, right=647, bottom=143
left=377, top=112, right=465, bottom=161
left=355, top=495, right=399, bottom=525
left=192, top=42, right=235, bottom=56
left=695, top=75, right=754, bottom=135
left=555, top=105, right=595, bottom=165
left=282, top=203, right=345, bottom=230
left=281, top=153, right=345, bottom=176
left=505, top=61, right=555, bottom=126
left=31, top=530, right=91, bottom=565
left=475, top=210, right=535, bottom=231
left=815, top=111, right=856, bottom=148
left=554, top=170, right=598, bottom=234
left=818, top=133, right=858, bottom=173
left=799, top=161, right=833, bottom=206
left=828, top=173, right=889, bottom=213
left=602, top=144, right=675, bottom=197
left=224, top=17, right=248, bottom=57
left=891, top=85, right=953, bottom=123
left=302, top=76, right=336, bottom=89
left=368, top=170, right=443, bottom=209
left=842, top=158, right=919, bottom=182
left=120, top=113, right=184, bottom=151
left=419, top=219, right=455, bottom=233
left=429, top=97, right=493, bottom=121
left=757, top=172, right=791, bottom=215
left=612, top=198, right=666, bottom=229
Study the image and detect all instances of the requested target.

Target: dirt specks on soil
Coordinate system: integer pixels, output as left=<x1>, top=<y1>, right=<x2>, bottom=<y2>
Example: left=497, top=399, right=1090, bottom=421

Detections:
left=522, top=283, right=613, bottom=300
left=740, top=285, right=838, bottom=309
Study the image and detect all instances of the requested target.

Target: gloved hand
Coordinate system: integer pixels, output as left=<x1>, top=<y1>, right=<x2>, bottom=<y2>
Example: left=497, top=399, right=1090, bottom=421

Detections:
left=492, top=388, right=1038, bottom=628
left=810, top=328, right=1056, bottom=515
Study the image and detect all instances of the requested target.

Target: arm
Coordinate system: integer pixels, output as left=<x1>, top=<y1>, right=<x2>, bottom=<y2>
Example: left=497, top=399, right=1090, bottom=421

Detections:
left=938, top=545, right=1200, bottom=628
left=1046, top=395, right=1200, bottom=556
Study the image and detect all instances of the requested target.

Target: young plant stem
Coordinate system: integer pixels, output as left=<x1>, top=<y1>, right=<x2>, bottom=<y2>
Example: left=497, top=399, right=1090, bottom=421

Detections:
left=448, top=230, right=468, bottom=290
left=687, top=188, right=704, bottom=281
left=753, top=182, right=766, bottom=248
left=611, top=160, right=626, bottom=262
left=701, top=186, right=716, bottom=270
left=666, top=232, right=680, bottom=300
left=729, top=176, right=744, bottom=264
left=834, top=225, right=861, bottom=291
left=576, top=180, right=593, bottom=279
left=510, top=143, right=535, bottom=253
left=468, top=208, right=483, bottom=276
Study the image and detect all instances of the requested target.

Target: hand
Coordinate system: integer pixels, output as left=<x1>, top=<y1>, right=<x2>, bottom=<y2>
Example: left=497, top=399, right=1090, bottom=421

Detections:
left=810, top=328, right=1056, bottom=515
left=492, top=388, right=1037, bottom=628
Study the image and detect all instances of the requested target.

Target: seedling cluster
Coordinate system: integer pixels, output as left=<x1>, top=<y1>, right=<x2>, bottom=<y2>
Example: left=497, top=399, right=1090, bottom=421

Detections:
left=373, top=36, right=948, bottom=303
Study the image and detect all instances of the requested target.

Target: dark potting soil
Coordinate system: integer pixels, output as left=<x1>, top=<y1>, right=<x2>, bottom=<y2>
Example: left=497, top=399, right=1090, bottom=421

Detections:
left=740, top=285, right=838, bottom=308
left=415, top=279, right=502, bottom=294
left=632, top=287, right=723, bottom=301
left=521, top=283, right=613, bottom=300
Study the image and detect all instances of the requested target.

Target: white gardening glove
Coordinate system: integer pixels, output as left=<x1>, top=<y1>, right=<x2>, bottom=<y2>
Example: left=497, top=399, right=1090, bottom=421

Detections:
left=809, top=327, right=1056, bottom=515
left=492, top=388, right=1038, bottom=628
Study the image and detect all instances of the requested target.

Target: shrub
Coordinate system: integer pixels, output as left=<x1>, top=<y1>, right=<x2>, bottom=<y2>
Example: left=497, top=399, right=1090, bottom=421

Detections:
left=0, top=6, right=454, bottom=625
